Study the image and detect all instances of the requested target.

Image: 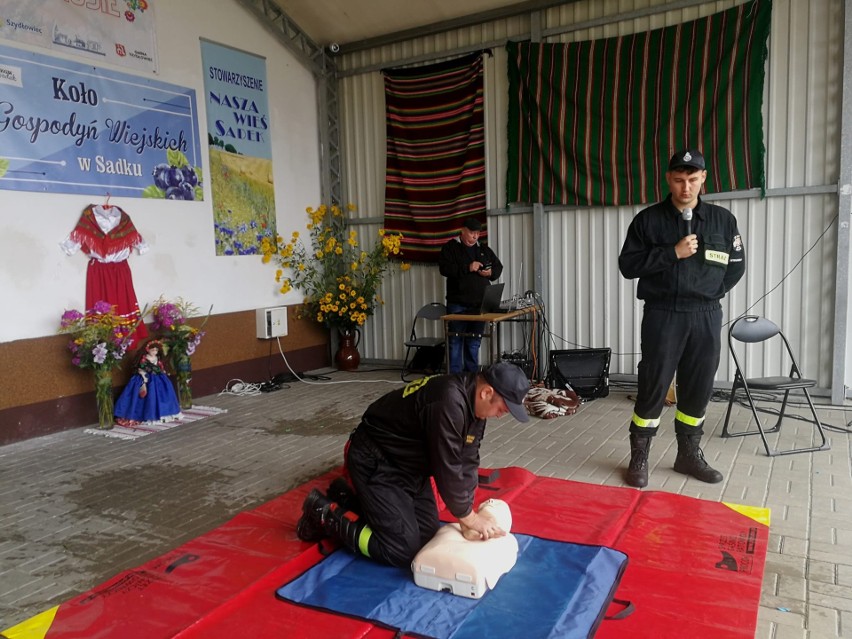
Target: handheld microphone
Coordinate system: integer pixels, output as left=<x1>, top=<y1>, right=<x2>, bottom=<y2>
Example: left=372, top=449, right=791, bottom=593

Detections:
left=682, top=207, right=693, bottom=236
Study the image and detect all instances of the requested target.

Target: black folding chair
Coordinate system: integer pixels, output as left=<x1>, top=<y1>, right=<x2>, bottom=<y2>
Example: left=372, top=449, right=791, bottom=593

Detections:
left=721, top=315, right=829, bottom=456
left=401, top=303, right=446, bottom=381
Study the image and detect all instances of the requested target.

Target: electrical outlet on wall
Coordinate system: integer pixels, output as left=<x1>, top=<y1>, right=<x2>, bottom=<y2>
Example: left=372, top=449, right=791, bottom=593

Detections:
left=256, top=307, right=288, bottom=339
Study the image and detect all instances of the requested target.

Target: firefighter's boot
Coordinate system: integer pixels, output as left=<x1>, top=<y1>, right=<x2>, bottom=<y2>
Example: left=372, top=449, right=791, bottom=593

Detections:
left=296, top=488, right=332, bottom=542
left=327, top=476, right=362, bottom=515
left=674, top=432, right=723, bottom=484
left=322, top=501, right=372, bottom=558
left=626, top=433, right=652, bottom=488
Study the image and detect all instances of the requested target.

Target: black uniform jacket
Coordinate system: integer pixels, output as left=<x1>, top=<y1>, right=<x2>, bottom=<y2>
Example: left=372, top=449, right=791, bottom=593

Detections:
left=359, top=373, right=483, bottom=519
left=438, top=237, right=503, bottom=306
left=618, top=195, right=746, bottom=311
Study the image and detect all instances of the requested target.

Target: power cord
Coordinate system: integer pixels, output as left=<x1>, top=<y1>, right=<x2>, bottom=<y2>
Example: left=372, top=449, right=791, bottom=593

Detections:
left=553, top=213, right=841, bottom=363
left=259, top=379, right=290, bottom=392
left=219, top=379, right=263, bottom=396
left=275, top=337, right=404, bottom=386
left=218, top=339, right=405, bottom=398
left=736, top=213, right=838, bottom=321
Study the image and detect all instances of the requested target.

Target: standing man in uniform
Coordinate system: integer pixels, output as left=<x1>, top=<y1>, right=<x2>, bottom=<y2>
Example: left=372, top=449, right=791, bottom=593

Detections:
left=296, top=361, right=530, bottom=568
left=438, top=218, right=504, bottom=373
left=618, top=149, right=746, bottom=488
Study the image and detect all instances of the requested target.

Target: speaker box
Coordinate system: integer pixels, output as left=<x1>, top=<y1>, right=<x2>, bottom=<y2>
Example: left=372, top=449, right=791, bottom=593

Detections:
left=548, top=348, right=611, bottom=399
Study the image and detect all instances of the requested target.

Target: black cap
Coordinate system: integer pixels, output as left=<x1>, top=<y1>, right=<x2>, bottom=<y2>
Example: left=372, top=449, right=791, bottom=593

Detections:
left=463, top=217, right=483, bottom=231
left=668, top=149, right=706, bottom=171
left=483, top=362, right=530, bottom=422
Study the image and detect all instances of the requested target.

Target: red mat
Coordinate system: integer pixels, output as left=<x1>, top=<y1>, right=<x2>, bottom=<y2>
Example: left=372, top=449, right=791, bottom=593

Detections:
left=2, top=467, right=768, bottom=639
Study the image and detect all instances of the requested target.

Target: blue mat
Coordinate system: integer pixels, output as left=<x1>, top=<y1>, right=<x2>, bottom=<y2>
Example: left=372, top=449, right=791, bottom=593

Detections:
left=276, top=534, right=628, bottom=639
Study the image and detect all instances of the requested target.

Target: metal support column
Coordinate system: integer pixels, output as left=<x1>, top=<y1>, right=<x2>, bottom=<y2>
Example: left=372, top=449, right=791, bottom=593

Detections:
left=833, top=0, right=852, bottom=403
left=317, top=56, right=343, bottom=206
left=533, top=202, right=548, bottom=307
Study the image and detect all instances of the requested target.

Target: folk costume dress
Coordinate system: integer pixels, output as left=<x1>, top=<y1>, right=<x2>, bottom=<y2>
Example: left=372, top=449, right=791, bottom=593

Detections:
left=60, top=204, right=149, bottom=347
left=114, top=353, right=181, bottom=424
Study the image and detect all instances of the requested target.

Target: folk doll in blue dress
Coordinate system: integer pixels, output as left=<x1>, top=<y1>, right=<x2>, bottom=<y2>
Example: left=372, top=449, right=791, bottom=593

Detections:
left=115, top=340, right=181, bottom=424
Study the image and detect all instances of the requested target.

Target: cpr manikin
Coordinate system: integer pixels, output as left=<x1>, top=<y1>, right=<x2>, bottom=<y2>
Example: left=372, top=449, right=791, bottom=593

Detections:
left=411, top=499, right=518, bottom=599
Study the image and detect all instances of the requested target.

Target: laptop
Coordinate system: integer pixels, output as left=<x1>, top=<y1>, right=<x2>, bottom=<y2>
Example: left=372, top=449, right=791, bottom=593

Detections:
left=477, top=283, right=505, bottom=314
left=496, top=262, right=534, bottom=311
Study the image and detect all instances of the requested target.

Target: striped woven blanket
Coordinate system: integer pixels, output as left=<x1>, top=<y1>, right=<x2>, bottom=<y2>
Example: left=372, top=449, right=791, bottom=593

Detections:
left=383, top=52, right=487, bottom=263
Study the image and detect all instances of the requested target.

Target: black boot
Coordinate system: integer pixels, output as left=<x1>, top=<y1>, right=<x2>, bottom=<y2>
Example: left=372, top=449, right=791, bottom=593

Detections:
left=327, top=476, right=362, bottom=515
left=296, top=488, right=332, bottom=542
left=322, top=501, right=371, bottom=558
left=674, top=433, right=723, bottom=484
left=626, top=433, right=652, bottom=488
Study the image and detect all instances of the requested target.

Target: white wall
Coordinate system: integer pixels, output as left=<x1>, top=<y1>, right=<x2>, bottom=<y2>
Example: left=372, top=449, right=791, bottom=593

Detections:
left=0, top=0, right=321, bottom=343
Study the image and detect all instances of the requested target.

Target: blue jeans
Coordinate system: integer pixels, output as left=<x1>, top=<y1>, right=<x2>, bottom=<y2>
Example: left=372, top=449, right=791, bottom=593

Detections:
left=446, top=302, right=486, bottom=373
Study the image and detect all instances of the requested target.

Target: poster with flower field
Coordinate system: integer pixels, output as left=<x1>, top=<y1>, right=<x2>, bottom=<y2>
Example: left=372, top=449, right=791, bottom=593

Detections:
left=200, top=40, right=276, bottom=256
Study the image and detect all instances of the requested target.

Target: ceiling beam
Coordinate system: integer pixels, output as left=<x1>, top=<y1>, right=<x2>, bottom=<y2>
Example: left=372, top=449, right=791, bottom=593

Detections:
left=336, top=0, right=582, bottom=55
left=234, top=0, right=326, bottom=76
left=233, top=0, right=343, bottom=207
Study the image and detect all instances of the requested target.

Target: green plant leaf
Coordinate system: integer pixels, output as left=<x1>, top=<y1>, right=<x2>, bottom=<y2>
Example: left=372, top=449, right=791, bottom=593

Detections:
left=167, top=149, right=189, bottom=168
left=142, top=185, right=165, bottom=198
left=0, top=158, right=8, bottom=178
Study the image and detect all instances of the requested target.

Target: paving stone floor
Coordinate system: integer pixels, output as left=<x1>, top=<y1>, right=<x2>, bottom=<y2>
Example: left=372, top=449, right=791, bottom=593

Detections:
left=1, top=367, right=851, bottom=637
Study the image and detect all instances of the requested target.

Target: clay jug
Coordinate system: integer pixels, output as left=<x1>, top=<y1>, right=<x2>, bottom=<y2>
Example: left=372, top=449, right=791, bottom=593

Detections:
left=335, top=328, right=361, bottom=371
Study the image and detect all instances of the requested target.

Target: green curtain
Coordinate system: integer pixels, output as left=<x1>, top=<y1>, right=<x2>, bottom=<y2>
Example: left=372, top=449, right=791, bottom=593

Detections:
left=507, top=0, right=771, bottom=206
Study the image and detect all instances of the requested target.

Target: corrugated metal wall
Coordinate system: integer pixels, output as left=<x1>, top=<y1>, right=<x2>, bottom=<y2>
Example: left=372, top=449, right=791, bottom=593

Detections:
left=337, top=0, right=844, bottom=390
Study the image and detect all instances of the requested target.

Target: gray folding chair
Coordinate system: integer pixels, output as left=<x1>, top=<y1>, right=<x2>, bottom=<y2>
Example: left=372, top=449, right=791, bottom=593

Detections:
left=721, top=315, right=829, bottom=456
left=401, top=302, right=446, bottom=381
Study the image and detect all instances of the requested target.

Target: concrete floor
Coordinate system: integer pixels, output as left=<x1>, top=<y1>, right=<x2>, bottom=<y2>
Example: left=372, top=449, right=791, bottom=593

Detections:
left=1, top=367, right=851, bottom=637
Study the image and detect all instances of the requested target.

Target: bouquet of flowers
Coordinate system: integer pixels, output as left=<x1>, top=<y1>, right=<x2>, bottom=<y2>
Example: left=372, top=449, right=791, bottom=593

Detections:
left=150, top=297, right=207, bottom=358
left=149, top=296, right=210, bottom=409
left=59, top=300, right=138, bottom=428
left=260, top=203, right=409, bottom=332
left=59, top=300, right=136, bottom=370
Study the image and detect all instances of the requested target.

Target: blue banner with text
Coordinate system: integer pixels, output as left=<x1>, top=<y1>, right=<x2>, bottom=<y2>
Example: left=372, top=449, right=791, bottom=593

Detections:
left=0, top=42, right=202, bottom=199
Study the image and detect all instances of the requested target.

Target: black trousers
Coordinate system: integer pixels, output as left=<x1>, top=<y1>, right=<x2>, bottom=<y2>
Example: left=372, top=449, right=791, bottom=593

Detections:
left=630, top=307, right=722, bottom=436
left=345, top=426, right=439, bottom=568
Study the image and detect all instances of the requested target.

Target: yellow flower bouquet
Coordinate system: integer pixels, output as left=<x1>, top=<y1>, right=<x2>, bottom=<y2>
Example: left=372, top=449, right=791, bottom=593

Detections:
left=261, top=204, right=409, bottom=332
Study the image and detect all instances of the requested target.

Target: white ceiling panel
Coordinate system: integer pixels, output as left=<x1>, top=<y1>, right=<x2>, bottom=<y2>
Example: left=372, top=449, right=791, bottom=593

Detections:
left=272, top=0, right=543, bottom=46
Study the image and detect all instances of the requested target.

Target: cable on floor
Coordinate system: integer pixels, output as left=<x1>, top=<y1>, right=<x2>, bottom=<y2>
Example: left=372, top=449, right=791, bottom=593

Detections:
left=219, top=379, right=264, bottom=396
left=276, top=338, right=404, bottom=386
